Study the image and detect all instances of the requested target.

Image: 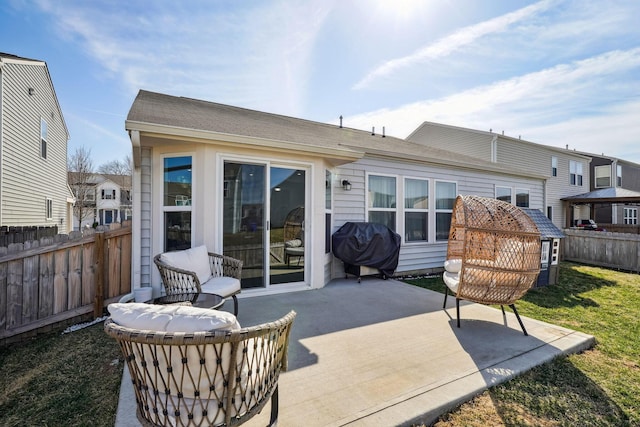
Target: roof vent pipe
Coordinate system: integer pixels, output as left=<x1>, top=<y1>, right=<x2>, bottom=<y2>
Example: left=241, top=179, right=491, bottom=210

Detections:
left=339, top=115, right=343, bottom=128
left=382, top=126, right=386, bottom=137
left=372, top=126, right=375, bottom=136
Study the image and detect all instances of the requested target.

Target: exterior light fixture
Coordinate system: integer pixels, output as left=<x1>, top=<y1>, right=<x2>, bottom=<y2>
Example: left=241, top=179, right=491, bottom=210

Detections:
left=28, top=87, right=35, bottom=96
left=342, top=180, right=352, bottom=191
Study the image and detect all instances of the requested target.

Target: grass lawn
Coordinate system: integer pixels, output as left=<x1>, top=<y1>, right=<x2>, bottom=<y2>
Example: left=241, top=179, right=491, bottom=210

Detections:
left=405, top=261, right=640, bottom=426
left=0, top=261, right=637, bottom=426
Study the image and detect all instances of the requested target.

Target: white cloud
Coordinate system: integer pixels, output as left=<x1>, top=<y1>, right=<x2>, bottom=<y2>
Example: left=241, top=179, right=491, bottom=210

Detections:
left=345, top=47, right=640, bottom=161
left=352, top=0, right=556, bottom=90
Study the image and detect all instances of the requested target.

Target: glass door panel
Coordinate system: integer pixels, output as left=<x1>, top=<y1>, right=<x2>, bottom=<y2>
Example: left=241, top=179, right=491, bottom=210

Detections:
left=223, top=162, right=265, bottom=288
left=270, top=167, right=305, bottom=284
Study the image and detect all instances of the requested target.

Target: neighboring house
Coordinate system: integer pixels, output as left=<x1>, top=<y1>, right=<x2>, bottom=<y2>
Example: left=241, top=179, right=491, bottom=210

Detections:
left=407, top=122, right=592, bottom=229
left=68, top=172, right=132, bottom=230
left=562, top=153, right=640, bottom=227
left=126, top=90, right=547, bottom=296
left=0, top=53, right=74, bottom=232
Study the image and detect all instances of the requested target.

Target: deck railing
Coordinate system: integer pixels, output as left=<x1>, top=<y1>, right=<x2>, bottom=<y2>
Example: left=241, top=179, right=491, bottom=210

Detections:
left=0, top=222, right=131, bottom=343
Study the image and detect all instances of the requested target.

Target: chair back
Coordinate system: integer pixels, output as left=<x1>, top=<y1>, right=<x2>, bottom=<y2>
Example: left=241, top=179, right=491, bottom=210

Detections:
left=105, top=310, right=296, bottom=426
left=446, top=195, right=541, bottom=305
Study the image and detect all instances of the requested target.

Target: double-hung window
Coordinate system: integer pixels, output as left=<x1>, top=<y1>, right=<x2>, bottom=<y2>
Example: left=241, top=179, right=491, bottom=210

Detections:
left=569, top=160, right=583, bottom=186
left=516, top=188, right=530, bottom=207
left=594, top=165, right=611, bottom=188
left=45, top=198, right=53, bottom=220
left=163, top=156, right=193, bottom=251
left=40, top=118, right=48, bottom=159
left=368, top=174, right=396, bottom=231
left=551, top=156, right=557, bottom=177
left=435, top=181, right=456, bottom=241
left=404, top=178, right=428, bottom=242
left=624, top=207, right=637, bottom=225
left=617, top=165, right=622, bottom=187
left=496, top=186, right=511, bottom=203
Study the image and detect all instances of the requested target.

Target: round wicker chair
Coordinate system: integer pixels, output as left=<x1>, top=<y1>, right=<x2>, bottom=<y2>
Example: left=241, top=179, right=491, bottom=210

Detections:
left=105, top=310, right=296, bottom=427
left=443, top=195, right=541, bottom=335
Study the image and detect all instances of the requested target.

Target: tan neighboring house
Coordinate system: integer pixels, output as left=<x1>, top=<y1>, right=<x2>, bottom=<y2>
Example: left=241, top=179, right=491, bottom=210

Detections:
left=126, top=90, right=548, bottom=297
left=407, top=121, right=592, bottom=228
left=0, top=53, right=74, bottom=232
left=68, top=172, right=132, bottom=230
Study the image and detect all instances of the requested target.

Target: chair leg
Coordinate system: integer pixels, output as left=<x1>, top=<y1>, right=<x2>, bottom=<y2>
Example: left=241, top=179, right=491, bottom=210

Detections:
left=509, top=304, right=528, bottom=336
left=500, top=305, right=506, bottom=315
left=232, top=295, right=239, bottom=316
left=268, top=384, right=279, bottom=427
left=456, top=298, right=461, bottom=328
left=442, top=286, right=449, bottom=309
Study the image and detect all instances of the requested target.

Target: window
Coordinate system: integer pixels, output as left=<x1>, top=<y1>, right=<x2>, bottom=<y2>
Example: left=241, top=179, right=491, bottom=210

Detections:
left=84, top=189, right=95, bottom=201
left=496, top=186, right=511, bottom=203
left=368, top=174, right=396, bottom=231
left=624, top=208, right=637, bottom=225
left=435, top=181, right=456, bottom=241
left=569, top=160, right=583, bottom=186
left=594, top=165, right=611, bottom=188
left=45, top=198, right=53, bottom=220
left=40, top=118, right=47, bottom=159
left=515, top=189, right=529, bottom=207
left=551, top=156, right=557, bottom=177
left=547, top=206, right=553, bottom=220
left=164, top=156, right=193, bottom=251
left=101, top=189, right=116, bottom=199
left=325, top=170, right=333, bottom=253
left=617, top=165, right=622, bottom=187
left=404, top=178, right=428, bottom=242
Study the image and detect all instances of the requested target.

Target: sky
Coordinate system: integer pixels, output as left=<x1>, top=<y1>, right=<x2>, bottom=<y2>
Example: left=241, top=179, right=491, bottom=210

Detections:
left=2, top=0, right=639, bottom=167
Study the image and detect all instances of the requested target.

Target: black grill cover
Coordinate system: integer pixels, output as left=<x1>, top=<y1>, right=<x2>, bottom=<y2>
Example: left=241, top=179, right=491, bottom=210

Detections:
left=332, top=222, right=401, bottom=277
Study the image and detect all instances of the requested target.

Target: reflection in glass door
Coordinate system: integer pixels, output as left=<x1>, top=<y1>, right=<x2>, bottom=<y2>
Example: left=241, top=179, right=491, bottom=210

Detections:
left=270, top=167, right=305, bottom=284
left=222, top=162, right=306, bottom=289
left=223, top=162, right=265, bottom=288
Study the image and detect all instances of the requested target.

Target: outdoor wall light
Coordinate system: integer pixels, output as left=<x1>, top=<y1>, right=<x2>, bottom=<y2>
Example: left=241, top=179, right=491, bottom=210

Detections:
left=28, top=87, right=35, bottom=96
left=342, top=180, right=352, bottom=191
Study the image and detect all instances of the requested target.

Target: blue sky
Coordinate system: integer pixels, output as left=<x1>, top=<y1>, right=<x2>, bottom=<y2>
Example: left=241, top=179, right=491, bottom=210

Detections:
left=2, top=0, right=639, bottom=166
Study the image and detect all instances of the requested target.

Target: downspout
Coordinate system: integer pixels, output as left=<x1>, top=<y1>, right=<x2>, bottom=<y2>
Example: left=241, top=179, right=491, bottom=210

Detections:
left=121, top=130, right=142, bottom=303
left=490, top=134, right=498, bottom=163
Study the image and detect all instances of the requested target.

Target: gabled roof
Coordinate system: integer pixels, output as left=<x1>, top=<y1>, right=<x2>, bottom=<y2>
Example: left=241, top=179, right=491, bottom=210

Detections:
left=561, top=187, right=640, bottom=203
left=126, top=90, right=544, bottom=179
left=522, top=209, right=565, bottom=238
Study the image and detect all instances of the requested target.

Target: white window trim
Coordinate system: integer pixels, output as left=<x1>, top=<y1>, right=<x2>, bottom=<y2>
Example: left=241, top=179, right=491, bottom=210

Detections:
left=594, top=165, right=612, bottom=188
left=569, top=160, right=583, bottom=186
left=551, top=156, right=558, bottom=177
left=435, top=180, right=457, bottom=242
left=624, top=207, right=637, bottom=225
left=495, top=186, right=512, bottom=204
left=403, top=176, right=429, bottom=244
left=40, top=117, right=48, bottom=159
left=515, top=188, right=530, bottom=208
left=45, top=198, right=53, bottom=220
left=366, top=172, right=398, bottom=231
left=159, top=153, right=195, bottom=252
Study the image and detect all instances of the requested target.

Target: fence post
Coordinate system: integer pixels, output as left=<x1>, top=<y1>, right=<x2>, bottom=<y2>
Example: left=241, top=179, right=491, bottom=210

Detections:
left=94, top=231, right=105, bottom=318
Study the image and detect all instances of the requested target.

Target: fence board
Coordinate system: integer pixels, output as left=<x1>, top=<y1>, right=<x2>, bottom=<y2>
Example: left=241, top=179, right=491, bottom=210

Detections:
left=53, top=250, right=69, bottom=314
left=7, top=260, right=23, bottom=328
left=0, top=263, right=6, bottom=330
left=68, top=246, right=82, bottom=310
left=39, top=253, right=54, bottom=318
left=82, top=244, right=95, bottom=306
left=108, top=236, right=121, bottom=299
left=563, top=229, right=640, bottom=272
left=22, top=255, right=39, bottom=323
left=120, top=233, right=132, bottom=295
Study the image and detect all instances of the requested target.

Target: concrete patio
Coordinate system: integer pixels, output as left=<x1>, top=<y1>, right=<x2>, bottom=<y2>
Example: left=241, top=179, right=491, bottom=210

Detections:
left=115, top=277, right=594, bottom=427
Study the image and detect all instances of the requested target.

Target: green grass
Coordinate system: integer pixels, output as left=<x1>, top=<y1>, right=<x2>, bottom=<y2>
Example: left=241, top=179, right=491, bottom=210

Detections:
left=405, top=262, right=640, bottom=426
left=0, top=321, right=122, bottom=427
left=0, top=261, right=637, bottom=426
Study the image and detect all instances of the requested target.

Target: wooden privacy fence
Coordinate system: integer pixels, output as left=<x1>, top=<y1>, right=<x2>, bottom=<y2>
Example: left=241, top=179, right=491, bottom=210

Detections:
left=563, top=228, right=640, bottom=273
left=0, top=222, right=131, bottom=342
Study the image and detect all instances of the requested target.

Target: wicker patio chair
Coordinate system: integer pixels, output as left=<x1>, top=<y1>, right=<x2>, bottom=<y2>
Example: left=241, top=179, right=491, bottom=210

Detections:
left=442, top=195, right=541, bottom=335
left=154, top=247, right=243, bottom=315
left=283, top=206, right=304, bottom=267
left=105, top=310, right=296, bottom=427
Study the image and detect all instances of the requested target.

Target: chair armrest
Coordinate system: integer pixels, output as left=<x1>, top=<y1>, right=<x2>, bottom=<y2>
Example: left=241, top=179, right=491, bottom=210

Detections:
left=153, top=254, right=201, bottom=294
left=208, top=252, right=243, bottom=279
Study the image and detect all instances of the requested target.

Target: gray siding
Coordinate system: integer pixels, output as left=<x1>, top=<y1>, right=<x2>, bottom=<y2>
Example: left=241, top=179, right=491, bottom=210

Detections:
left=140, top=147, right=152, bottom=286
left=0, top=62, right=69, bottom=229
left=408, top=123, right=492, bottom=161
left=333, top=156, right=544, bottom=277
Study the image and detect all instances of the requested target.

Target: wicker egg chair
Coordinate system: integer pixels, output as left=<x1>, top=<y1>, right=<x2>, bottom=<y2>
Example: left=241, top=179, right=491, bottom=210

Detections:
left=443, top=195, right=541, bottom=335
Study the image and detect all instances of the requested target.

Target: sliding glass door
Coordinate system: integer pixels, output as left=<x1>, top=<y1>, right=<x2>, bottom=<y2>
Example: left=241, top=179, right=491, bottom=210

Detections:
left=222, top=161, right=306, bottom=289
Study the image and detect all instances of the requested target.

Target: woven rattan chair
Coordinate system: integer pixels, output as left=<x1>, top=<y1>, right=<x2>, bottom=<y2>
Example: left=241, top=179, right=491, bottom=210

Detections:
left=105, top=310, right=296, bottom=427
left=442, top=195, right=541, bottom=335
left=154, top=249, right=243, bottom=315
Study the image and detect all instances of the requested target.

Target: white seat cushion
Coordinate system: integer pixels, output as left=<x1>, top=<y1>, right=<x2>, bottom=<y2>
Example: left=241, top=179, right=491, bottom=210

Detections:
left=444, top=258, right=462, bottom=273
left=160, top=245, right=212, bottom=284
left=108, top=302, right=240, bottom=332
left=201, top=276, right=241, bottom=297
left=443, top=271, right=460, bottom=293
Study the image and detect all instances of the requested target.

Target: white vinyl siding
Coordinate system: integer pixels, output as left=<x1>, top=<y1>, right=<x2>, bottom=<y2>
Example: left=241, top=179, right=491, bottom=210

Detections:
left=0, top=61, right=69, bottom=228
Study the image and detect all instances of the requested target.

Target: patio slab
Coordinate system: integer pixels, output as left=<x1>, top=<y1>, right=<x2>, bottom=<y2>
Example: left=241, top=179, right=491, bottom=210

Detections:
left=115, top=277, right=595, bottom=426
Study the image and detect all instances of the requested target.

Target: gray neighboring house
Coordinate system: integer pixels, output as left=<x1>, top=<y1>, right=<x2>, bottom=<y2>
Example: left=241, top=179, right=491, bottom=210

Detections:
left=0, top=53, right=74, bottom=232
left=407, top=121, right=592, bottom=229
left=126, top=90, right=547, bottom=297
left=68, top=172, right=132, bottom=230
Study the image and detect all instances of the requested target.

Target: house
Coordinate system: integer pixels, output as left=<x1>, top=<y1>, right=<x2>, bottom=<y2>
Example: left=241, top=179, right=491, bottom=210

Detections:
left=126, top=90, right=549, bottom=296
left=0, top=53, right=74, bottom=232
left=68, top=172, right=132, bottom=230
left=407, top=121, right=592, bottom=229
left=560, top=153, right=640, bottom=229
